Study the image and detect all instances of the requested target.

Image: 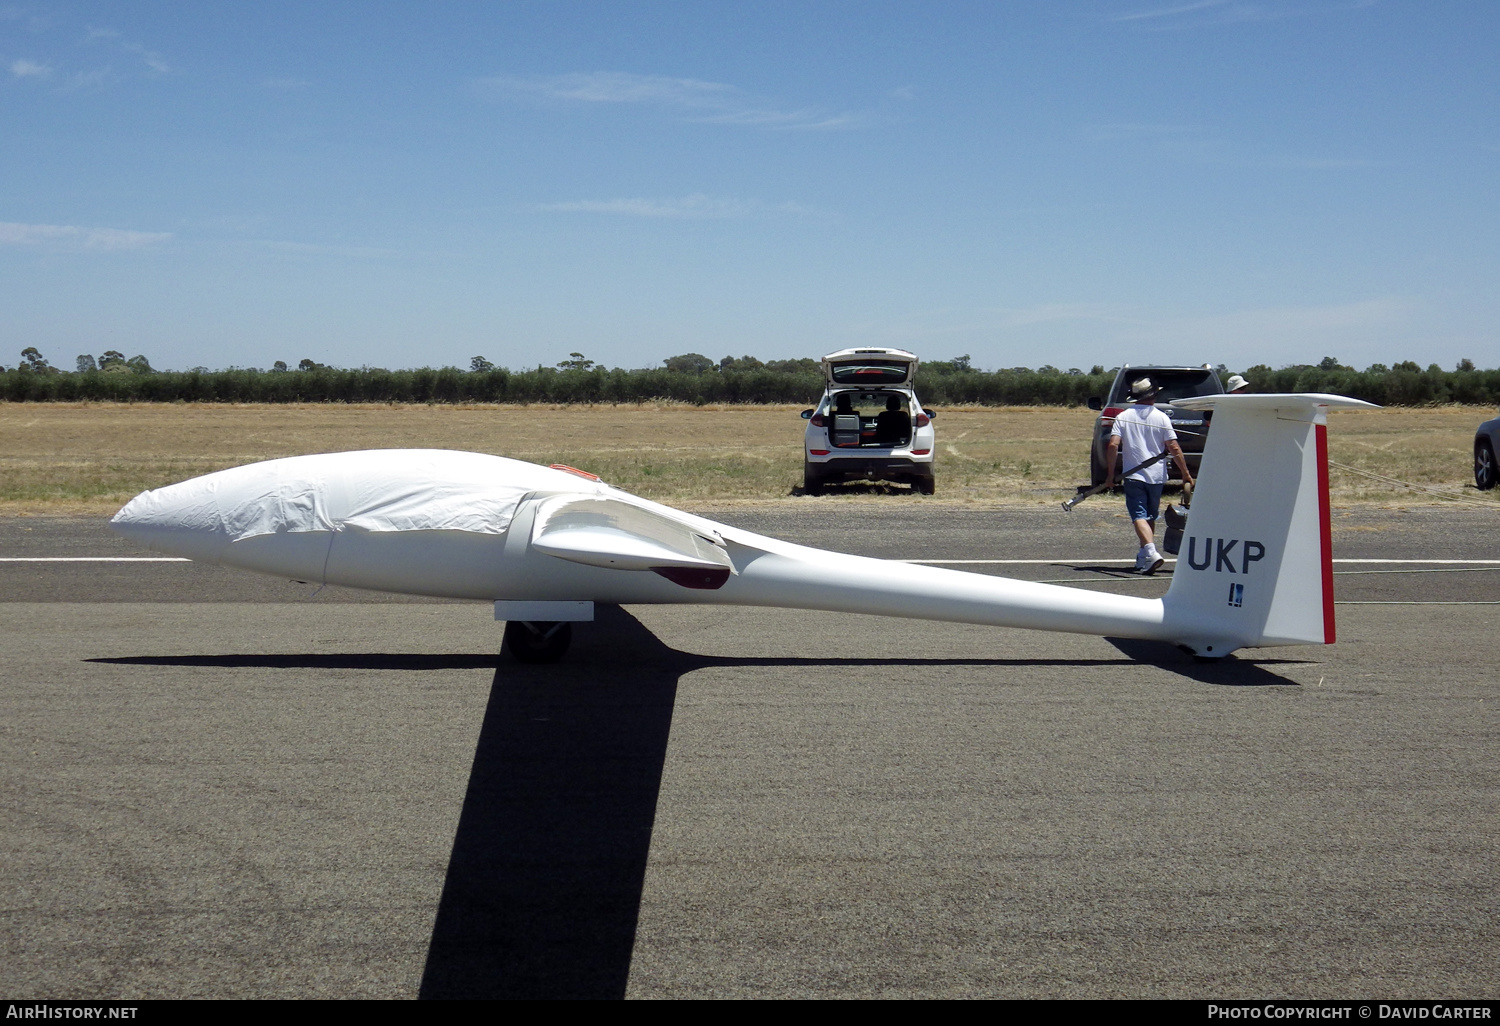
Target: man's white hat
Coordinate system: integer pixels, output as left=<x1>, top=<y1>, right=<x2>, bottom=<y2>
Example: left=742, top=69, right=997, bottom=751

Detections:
left=1130, top=376, right=1157, bottom=398
left=1227, top=374, right=1249, bottom=392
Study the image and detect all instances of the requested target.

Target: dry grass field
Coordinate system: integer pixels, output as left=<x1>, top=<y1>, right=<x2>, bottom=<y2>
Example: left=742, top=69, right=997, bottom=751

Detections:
left=0, top=401, right=1494, bottom=514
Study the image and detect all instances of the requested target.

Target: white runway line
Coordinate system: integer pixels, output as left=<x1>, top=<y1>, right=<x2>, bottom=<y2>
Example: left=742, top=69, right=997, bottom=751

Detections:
left=0, top=557, right=191, bottom=562
left=903, top=559, right=1138, bottom=565
left=3, top=556, right=1497, bottom=566
left=1333, top=566, right=1500, bottom=575
left=902, top=558, right=1500, bottom=566
left=3, top=558, right=1493, bottom=604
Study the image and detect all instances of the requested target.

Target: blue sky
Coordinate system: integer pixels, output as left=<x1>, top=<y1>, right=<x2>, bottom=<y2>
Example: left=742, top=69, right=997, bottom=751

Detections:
left=3, top=1, right=1496, bottom=373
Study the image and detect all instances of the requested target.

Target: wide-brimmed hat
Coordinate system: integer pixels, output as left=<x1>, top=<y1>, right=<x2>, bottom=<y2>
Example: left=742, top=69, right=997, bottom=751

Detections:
left=1130, top=376, right=1157, bottom=399
left=1226, top=374, right=1249, bottom=392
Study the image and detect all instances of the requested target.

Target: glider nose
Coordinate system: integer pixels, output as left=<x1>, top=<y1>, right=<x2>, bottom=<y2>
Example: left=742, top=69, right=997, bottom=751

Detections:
left=110, top=483, right=233, bottom=563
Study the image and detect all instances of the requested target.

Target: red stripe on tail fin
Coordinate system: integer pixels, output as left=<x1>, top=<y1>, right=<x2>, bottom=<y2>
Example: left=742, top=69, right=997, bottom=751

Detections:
left=1316, top=423, right=1335, bottom=644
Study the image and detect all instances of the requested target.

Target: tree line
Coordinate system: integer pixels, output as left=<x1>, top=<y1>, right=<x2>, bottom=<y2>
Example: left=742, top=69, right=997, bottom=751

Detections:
left=2, top=347, right=1497, bottom=407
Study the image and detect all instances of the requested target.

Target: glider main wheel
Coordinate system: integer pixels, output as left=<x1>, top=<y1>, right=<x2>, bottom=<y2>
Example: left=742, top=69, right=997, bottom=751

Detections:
left=1476, top=440, right=1497, bottom=491
left=504, top=620, right=573, bottom=664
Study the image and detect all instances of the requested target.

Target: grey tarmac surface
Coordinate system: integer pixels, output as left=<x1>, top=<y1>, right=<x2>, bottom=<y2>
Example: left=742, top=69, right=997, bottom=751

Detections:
left=1, top=505, right=1496, bottom=999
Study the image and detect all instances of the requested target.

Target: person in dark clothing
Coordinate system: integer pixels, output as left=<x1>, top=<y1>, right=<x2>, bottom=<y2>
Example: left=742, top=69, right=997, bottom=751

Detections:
left=875, top=395, right=911, bottom=446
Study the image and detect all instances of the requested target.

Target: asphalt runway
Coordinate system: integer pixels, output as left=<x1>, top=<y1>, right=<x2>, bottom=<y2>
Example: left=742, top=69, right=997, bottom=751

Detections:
left=1, top=505, right=1496, bottom=998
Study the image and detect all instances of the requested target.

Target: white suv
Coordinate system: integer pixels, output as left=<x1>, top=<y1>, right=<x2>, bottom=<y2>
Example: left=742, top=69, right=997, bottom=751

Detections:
left=800, top=348, right=938, bottom=495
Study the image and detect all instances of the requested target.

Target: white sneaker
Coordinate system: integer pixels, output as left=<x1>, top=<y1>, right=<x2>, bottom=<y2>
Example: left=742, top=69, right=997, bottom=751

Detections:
left=1142, top=545, right=1164, bottom=576
left=1134, top=547, right=1152, bottom=573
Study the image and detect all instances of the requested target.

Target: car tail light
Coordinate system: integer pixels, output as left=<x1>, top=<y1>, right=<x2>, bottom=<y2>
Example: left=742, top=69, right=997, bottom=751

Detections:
left=810, top=414, right=825, bottom=427
left=1101, top=406, right=1125, bottom=425
left=911, top=449, right=931, bottom=456
left=809, top=449, right=831, bottom=456
left=914, top=413, right=930, bottom=427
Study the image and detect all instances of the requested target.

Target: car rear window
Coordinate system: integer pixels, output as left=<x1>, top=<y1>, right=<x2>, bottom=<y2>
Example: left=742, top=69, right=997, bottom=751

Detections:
left=1110, top=369, right=1221, bottom=405
left=829, top=361, right=911, bottom=384
left=825, top=389, right=908, bottom=410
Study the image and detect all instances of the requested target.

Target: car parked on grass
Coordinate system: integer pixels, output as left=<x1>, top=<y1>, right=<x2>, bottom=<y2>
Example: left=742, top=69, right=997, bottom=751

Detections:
left=1086, top=364, right=1225, bottom=486
left=1476, top=411, right=1499, bottom=490
left=801, top=348, right=937, bottom=495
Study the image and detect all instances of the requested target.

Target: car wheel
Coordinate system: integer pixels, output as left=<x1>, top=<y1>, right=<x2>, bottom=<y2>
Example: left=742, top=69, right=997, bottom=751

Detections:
left=916, top=476, right=935, bottom=495
left=1090, top=448, right=1106, bottom=487
left=1477, top=440, right=1497, bottom=491
left=803, top=464, right=824, bottom=495
left=504, top=620, right=572, bottom=663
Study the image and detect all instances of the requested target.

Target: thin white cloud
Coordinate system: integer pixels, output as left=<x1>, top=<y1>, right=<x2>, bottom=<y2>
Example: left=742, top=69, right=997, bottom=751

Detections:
left=851, top=302, right=1146, bottom=342
left=1, top=7, right=57, bottom=32
left=1259, top=155, right=1378, bottom=170
left=1112, top=0, right=1230, bottom=22
left=1162, top=297, right=1409, bottom=341
left=258, top=240, right=399, bottom=259
left=995, top=297, right=1409, bottom=349
left=63, top=67, right=116, bottom=91
left=1083, top=122, right=1202, bottom=142
left=477, top=71, right=866, bottom=131
left=539, top=194, right=828, bottom=219
left=1083, top=122, right=1376, bottom=170
left=1093, top=297, right=1414, bottom=367
left=15, top=21, right=174, bottom=85
left=847, top=297, right=1410, bottom=363
left=506, top=71, right=733, bottom=105
left=0, top=221, right=171, bottom=251
left=997, top=303, right=1142, bottom=327
left=1111, top=0, right=1378, bottom=27
left=1154, top=137, right=1378, bottom=169
left=541, top=195, right=751, bottom=219
left=121, top=41, right=169, bottom=74
left=1103, top=297, right=1417, bottom=371
left=10, top=58, right=50, bottom=78
left=1013, top=297, right=1409, bottom=339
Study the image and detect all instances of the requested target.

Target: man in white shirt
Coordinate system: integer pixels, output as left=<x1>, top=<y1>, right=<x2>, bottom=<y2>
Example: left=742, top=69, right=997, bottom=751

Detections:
left=1103, top=377, right=1194, bottom=574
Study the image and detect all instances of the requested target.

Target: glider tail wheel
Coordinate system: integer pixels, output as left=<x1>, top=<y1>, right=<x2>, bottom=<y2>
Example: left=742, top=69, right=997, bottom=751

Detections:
left=504, top=620, right=573, bottom=663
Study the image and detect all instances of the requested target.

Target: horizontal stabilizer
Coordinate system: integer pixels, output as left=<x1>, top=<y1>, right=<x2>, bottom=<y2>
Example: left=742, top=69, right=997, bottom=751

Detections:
left=1171, top=392, right=1375, bottom=415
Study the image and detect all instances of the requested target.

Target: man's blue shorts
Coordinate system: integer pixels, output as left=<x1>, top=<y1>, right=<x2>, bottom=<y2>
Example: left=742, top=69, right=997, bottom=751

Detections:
left=1123, top=479, right=1164, bottom=523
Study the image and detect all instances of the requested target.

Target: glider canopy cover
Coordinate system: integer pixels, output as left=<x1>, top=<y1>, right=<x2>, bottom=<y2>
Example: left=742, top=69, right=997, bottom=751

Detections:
left=112, top=449, right=600, bottom=545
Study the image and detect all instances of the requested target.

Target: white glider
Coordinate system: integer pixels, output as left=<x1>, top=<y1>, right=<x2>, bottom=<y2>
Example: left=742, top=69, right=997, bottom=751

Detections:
left=111, top=392, right=1371, bottom=662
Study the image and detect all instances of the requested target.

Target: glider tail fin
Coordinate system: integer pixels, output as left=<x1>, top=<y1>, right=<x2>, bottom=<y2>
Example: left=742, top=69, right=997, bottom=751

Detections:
left=1161, top=393, right=1374, bottom=657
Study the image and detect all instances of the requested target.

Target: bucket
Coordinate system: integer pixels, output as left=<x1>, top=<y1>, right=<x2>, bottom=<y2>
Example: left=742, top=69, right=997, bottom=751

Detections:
left=1162, top=504, right=1189, bottom=555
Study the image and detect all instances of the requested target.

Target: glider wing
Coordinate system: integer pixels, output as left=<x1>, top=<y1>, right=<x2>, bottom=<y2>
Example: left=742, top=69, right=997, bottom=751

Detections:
left=529, top=495, right=735, bottom=588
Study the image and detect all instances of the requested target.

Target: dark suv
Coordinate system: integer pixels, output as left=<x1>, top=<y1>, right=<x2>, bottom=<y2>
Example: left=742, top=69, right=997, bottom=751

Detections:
left=1086, top=365, right=1225, bottom=485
